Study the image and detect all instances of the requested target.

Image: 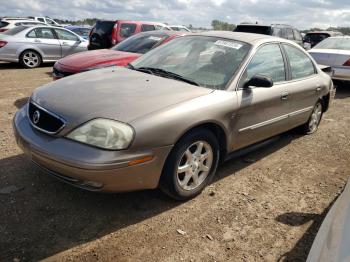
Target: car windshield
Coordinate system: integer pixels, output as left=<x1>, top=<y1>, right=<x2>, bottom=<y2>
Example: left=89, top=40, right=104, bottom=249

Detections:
left=113, top=33, right=168, bottom=54
left=3, top=26, right=27, bottom=35
left=130, top=36, right=251, bottom=90
left=314, top=37, right=350, bottom=50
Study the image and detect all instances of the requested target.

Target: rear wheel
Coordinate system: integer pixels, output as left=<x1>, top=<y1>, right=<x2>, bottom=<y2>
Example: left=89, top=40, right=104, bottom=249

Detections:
left=20, top=50, right=42, bottom=68
left=301, top=101, right=323, bottom=134
left=160, top=129, right=220, bottom=200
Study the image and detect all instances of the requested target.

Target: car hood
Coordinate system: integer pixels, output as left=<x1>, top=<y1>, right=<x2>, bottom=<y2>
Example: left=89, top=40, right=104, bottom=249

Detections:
left=31, top=67, right=213, bottom=133
left=57, top=49, right=141, bottom=71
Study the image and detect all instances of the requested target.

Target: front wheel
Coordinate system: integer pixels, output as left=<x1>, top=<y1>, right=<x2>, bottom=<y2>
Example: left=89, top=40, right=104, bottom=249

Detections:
left=159, top=129, right=220, bottom=200
left=301, top=101, right=323, bottom=134
left=20, top=50, right=42, bottom=68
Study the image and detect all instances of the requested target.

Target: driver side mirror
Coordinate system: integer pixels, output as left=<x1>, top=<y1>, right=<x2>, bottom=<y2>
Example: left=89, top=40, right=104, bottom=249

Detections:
left=243, top=74, right=273, bottom=89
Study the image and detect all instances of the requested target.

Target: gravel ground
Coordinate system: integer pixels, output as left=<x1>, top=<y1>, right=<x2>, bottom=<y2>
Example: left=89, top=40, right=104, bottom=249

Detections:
left=0, top=62, right=349, bottom=262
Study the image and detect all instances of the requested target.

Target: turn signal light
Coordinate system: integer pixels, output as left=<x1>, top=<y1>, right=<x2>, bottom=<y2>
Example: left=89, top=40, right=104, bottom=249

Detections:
left=343, top=59, right=350, bottom=66
left=0, top=41, right=7, bottom=48
left=128, top=156, right=154, bottom=166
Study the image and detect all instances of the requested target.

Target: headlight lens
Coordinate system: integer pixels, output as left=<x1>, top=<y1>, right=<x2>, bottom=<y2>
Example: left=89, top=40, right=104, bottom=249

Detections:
left=67, top=119, right=134, bottom=150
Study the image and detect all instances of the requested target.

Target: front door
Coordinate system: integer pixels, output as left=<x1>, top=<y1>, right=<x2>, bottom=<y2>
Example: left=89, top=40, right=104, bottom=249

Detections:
left=232, top=43, right=291, bottom=150
left=53, top=28, right=84, bottom=57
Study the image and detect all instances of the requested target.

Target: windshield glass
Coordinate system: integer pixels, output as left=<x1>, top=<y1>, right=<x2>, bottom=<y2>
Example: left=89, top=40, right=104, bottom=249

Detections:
left=113, top=33, right=168, bottom=54
left=130, top=36, right=251, bottom=90
left=3, top=26, right=27, bottom=35
left=314, top=37, right=350, bottom=50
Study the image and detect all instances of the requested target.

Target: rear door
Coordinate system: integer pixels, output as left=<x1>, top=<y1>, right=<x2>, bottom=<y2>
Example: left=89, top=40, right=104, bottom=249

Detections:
left=26, top=27, right=61, bottom=60
left=233, top=43, right=291, bottom=149
left=53, top=28, right=85, bottom=57
left=282, top=44, right=320, bottom=126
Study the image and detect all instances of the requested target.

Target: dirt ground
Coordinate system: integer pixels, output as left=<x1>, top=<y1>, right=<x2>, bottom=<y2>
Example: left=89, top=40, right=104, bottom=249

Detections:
left=0, top=61, right=349, bottom=262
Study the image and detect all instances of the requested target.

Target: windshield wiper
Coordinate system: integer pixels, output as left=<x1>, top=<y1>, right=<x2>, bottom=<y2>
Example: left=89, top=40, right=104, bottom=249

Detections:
left=136, top=67, right=199, bottom=86
left=127, top=63, right=154, bottom=75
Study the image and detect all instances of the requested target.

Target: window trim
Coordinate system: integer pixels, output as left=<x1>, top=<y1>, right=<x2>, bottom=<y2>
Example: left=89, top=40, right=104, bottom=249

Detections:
left=235, top=42, right=289, bottom=91
left=280, top=43, right=318, bottom=82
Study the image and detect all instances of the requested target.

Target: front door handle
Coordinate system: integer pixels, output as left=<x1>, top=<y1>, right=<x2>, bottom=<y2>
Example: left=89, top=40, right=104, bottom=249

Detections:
left=281, top=92, right=289, bottom=100
left=34, top=39, right=41, bottom=43
left=316, top=86, right=322, bottom=92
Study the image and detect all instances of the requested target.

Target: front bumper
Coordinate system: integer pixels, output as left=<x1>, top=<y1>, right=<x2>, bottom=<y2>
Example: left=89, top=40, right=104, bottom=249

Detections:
left=13, top=107, right=172, bottom=192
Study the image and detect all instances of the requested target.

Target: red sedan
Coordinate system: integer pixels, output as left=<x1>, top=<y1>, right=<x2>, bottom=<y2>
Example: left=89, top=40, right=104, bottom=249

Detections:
left=52, top=31, right=186, bottom=80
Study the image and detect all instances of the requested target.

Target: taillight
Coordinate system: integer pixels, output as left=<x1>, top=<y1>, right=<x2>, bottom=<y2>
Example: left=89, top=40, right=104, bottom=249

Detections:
left=343, top=59, right=350, bottom=66
left=0, top=29, right=7, bottom=33
left=0, top=41, right=7, bottom=48
left=112, top=22, right=118, bottom=45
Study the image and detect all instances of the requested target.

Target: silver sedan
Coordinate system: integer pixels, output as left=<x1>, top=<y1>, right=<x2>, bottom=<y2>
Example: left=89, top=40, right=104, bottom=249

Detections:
left=309, top=36, right=350, bottom=82
left=0, top=25, right=88, bottom=68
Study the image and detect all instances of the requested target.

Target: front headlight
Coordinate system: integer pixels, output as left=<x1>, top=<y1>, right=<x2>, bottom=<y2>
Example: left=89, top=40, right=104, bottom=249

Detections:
left=66, top=119, right=134, bottom=150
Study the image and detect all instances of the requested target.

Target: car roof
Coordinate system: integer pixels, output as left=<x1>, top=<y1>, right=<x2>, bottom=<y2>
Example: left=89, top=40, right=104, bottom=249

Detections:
left=134, top=30, right=188, bottom=37
left=237, top=23, right=295, bottom=29
left=196, top=31, right=281, bottom=44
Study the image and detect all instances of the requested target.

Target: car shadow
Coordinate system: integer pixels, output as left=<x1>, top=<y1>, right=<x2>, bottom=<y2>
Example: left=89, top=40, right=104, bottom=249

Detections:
left=275, top=195, right=340, bottom=261
left=334, top=82, right=350, bottom=99
left=0, top=131, right=303, bottom=261
left=14, top=97, right=29, bottom=109
left=0, top=62, right=54, bottom=70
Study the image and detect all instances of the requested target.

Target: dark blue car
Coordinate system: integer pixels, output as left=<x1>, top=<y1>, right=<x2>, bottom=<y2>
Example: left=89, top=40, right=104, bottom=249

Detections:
left=64, top=26, right=92, bottom=40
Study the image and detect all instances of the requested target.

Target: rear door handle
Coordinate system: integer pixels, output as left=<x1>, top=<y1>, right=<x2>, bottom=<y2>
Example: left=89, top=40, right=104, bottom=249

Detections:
left=281, top=92, right=289, bottom=100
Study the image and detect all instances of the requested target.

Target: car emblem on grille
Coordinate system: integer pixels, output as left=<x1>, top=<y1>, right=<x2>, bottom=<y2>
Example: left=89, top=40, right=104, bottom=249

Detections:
left=33, top=110, right=40, bottom=124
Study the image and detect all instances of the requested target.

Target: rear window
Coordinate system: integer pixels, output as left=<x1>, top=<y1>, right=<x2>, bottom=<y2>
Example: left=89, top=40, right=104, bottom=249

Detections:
left=3, top=26, right=27, bottom=35
left=234, top=25, right=272, bottom=35
left=113, top=32, right=167, bottom=54
left=0, top=21, right=9, bottom=28
left=141, top=24, right=155, bottom=32
left=91, top=21, right=114, bottom=36
left=119, top=23, right=137, bottom=38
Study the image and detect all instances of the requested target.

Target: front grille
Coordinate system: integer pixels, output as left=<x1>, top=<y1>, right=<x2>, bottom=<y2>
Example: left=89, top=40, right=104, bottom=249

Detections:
left=52, top=67, right=74, bottom=78
left=28, top=102, right=66, bottom=134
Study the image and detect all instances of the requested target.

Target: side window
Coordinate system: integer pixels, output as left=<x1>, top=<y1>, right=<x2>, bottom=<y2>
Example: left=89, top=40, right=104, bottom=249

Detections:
left=35, top=28, right=56, bottom=39
left=37, top=18, right=45, bottom=22
left=141, top=24, right=156, bottom=32
left=54, top=29, right=79, bottom=41
left=286, top=29, right=294, bottom=40
left=293, top=30, right=302, bottom=41
left=245, top=44, right=286, bottom=84
left=119, top=23, right=137, bottom=38
left=46, top=19, right=56, bottom=25
left=272, top=28, right=282, bottom=37
left=283, top=44, right=315, bottom=79
left=26, top=29, right=37, bottom=38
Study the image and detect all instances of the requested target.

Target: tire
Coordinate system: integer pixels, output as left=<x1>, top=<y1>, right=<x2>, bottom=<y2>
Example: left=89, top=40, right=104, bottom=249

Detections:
left=159, top=129, right=220, bottom=200
left=20, top=50, right=42, bottom=68
left=300, top=101, right=323, bottom=135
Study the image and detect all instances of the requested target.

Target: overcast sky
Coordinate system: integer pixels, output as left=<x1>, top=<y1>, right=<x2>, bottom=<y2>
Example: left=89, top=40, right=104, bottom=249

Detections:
left=1, top=0, right=349, bottom=29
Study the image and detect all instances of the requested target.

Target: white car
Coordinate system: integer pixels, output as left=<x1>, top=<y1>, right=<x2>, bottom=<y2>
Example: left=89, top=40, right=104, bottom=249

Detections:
left=29, top=16, right=64, bottom=27
left=0, top=19, right=46, bottom=33
left=169, top=25, right=191, bottom=32
left=309, top=36, right=350, bottom=82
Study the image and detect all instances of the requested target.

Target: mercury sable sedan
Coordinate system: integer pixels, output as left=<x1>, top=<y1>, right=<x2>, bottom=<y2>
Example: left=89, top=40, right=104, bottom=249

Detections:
left=13, top=32, right=334, bottom=200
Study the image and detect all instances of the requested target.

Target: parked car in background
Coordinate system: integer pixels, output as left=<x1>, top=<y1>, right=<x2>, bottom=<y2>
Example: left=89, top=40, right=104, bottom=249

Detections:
left=304, top=31, right=343, bottom=48
left=64, top=26, right=91, bottom=40
left=0, top=18, right=46, bottom=32
left=53, top=30, right=186, bottom=79
left=14, top=32, right=333, bottom=200
left=234, top=23, right=303, bottom=47
left=29, top=16, right=64, bottom=27
left=88, top=20, right=170, bottom=50
left=309, top=36, right=350, bottom=82
left=307, top=178, right=350, bottom=262
left=0, top=25, right=88, bottom=68
left=169, top=25, right=191, bottom=32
